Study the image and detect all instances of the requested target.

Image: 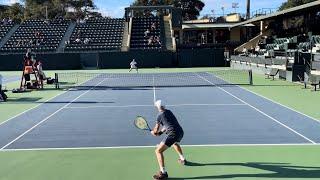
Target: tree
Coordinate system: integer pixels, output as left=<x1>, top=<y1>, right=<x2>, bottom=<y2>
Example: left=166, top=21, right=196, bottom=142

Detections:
left=132, top=0, right=205, bottom=20
left=279, top=0, right=317, bottom=11
left=0, top=3, right=24, bottom=23
left=22, top=0, right=101, bottom=20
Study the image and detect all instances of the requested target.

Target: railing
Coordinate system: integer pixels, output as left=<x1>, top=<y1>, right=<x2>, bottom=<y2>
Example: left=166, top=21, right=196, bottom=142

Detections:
left=251, top=8, right=277, bottom=19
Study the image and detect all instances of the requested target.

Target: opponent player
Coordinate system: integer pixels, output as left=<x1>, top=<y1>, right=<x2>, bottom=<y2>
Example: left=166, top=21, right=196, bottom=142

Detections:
left=129, top=59, right=138, bottom=73
left=151, top=100, right=186, bottom=180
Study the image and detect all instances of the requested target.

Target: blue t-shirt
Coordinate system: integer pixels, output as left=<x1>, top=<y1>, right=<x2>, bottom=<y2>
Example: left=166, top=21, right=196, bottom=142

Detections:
left=156, top=109, right=183, bottom=135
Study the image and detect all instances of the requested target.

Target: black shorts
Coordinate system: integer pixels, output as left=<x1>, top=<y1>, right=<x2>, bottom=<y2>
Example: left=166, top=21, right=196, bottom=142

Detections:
left=162, top=131, right=184, bottom=147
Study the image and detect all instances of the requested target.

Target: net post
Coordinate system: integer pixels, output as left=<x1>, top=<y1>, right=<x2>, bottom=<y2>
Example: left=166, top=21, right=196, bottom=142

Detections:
left=249, top=70, right=253, bottom=85
left=55, top=73, right=59, bottom=89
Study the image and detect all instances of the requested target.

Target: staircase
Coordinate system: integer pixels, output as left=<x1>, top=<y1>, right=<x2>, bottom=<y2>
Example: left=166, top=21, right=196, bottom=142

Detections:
left=235, top=30, right=271, bottom=53
left=164, top=20, right=174, bottom=51
left=57, top=21, right=76, bottom=53
left=121, top=21, right=130, bottom=51
left=0, top=24, right=19, bottom=48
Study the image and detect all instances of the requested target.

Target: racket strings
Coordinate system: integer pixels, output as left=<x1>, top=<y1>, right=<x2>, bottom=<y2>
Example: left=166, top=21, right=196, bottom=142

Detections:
left=135, top=117, right=149, bottom=130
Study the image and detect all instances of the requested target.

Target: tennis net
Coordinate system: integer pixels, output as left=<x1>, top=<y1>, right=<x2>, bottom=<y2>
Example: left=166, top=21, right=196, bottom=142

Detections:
left=55, top=69, right=253, bottom=89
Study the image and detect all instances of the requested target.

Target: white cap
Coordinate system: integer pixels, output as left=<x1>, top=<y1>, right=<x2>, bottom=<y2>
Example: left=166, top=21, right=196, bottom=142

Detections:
left=154, top=100, right=164, bottom=109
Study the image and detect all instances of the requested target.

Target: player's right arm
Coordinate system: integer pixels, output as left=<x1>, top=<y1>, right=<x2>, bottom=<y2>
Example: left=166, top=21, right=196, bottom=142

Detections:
left=151, top=123, right=160, bottom=136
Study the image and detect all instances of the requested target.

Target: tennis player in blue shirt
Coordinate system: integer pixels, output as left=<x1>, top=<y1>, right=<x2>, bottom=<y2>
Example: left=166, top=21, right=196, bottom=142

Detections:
left=151, top=100, right=186, bottom=180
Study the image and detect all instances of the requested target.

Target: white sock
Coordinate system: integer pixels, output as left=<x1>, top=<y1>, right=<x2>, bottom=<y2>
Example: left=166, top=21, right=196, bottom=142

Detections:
left=160, top=167, right=166, bottom=173
left=179, top=154, right=185, bottom=161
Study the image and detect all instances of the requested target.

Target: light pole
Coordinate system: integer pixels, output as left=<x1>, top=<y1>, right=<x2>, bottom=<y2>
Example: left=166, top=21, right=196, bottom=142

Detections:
left=246, top=0, right=250, bottom=19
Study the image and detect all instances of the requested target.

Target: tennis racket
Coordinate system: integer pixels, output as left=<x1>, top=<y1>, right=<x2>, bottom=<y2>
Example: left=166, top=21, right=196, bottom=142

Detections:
left=134, top=116, right=152, bottom=131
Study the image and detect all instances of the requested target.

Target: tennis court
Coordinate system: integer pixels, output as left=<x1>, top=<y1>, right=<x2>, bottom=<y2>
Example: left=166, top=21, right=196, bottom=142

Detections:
left=1, top=70, right=320, bottom=151
left=2, top=76, right=20, bottom=84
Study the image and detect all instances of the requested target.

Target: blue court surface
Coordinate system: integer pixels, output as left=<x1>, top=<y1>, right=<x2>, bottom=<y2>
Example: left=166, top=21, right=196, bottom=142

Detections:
left=0, top=72, right=320, bottom=150
left=2, top=76, right=20, bottom=84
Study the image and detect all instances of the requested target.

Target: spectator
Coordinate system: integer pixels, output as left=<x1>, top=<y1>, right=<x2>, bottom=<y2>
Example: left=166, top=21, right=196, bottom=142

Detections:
left=75, top=38, right=81, bottom=44
left=80, top=19, right=86, bottom=24
left=151, top=22, right=156, bottom=30
left=36, top=39, right=41, bottom=46
left=201, top=33, right=205, bottom=44
left=36, top=60, right=46, bottom=81
left=2, top=18, right=8, bottom=25
left=144, top=29, right=150, bottom=37
left=84, top=38, right=91, bottom=44
left=44, top=19, right=50, bottom=25
left=242, top=47, right=248, bottom=56
left=155, top=36, right=161, bottom=45
left=77, top=30, right=82, bottom=39
left=35, top=31, right=41, bottom=38
left=8, top=17, right=13, bottom=24
left=148, top=36, right=153, bottom=45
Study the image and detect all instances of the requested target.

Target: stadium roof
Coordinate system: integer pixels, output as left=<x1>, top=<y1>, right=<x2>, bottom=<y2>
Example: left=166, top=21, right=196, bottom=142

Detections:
left=230, top=1, right=320, bottom=28
left=182, top=23, right=254, bottom=30
left=125, top=5, right=175, bottom=10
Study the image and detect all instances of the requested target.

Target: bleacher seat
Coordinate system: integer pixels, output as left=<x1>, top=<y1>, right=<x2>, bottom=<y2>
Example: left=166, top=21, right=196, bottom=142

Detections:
left=130, top=17, right=163, bottom=50
left=0, top=23, right=14, bottom=42
left=0, top=19, right=69, bottom=53
left=65, top=18, right=124, bottom=52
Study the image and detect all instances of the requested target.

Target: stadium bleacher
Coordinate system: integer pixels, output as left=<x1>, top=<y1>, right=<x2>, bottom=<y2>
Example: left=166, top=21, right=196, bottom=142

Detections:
left=0, top=23, right=14, bottom=42
left=130, top=17, right=163, bottom=50
left=65, top=18, right=124, bottom=52
left=0, top=19, right=69, bottom=53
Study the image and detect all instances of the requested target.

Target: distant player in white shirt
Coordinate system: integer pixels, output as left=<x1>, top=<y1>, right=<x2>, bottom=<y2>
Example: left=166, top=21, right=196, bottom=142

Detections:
left=129, top=59, right=138, bottom=73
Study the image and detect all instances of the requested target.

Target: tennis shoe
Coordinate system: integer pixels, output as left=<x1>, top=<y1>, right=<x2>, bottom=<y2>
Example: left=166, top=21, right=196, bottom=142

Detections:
left=153, top=171, right=168, bottom=180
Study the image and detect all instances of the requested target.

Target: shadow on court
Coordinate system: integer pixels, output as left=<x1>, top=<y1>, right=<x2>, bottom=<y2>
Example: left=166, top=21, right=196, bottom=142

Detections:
left=170, top=162, right=320, bottom=179
left=5, top=98, right=115, bottom=104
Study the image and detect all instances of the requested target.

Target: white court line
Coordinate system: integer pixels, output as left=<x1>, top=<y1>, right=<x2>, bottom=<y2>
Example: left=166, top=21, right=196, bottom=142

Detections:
left=0, top=91, right=67, bottom=127
left=195, top=72, right=317, bottom=144
left=238, top=85, right=320, bottom=123
left=1, top=143, right=318, bottom=152
left=0, top=74, right=97, bottom=128
left=63, top=103, right=247, bottom=109
left=152, top=75, right=156, bottom=103
left=0, top=78, right=108, bottom=150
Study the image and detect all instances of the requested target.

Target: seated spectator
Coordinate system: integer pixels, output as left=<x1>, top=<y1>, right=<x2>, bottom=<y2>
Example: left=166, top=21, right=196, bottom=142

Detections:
left=44, top=19, right=50, bottom=25
left=84, top=38, right=91, bottom=44
left=155, top=36, right=161, bottom=45
left=77, top=30, right=82, bottom=38
left=2, top=18, right=8, bottom=25
left=242, top=47, right=248, bottom=56
left=148, top=36, right=153, bottom=45
left=151, top=23, right=156, bottom=30
left=80, top=19, right=86, bottom=24
left=36, top=39, right=41, bottom=46
left=144, top=29, right=150, bottom=37
left=75, top=38, right=81, bottom=44
left=8, top=18, right=13, bottom=24
left=35, top=31, right=41, bottom=38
